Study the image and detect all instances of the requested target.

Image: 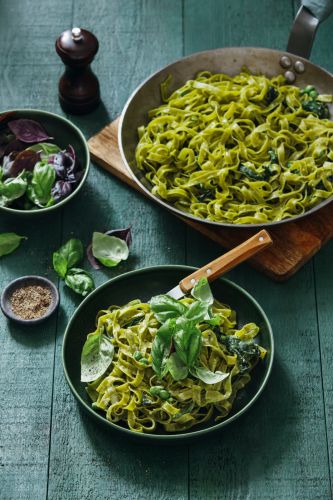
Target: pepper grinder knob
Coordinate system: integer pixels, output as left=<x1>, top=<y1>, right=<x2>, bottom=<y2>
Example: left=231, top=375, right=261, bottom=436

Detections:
left=56, top=27, right=100, bottom=114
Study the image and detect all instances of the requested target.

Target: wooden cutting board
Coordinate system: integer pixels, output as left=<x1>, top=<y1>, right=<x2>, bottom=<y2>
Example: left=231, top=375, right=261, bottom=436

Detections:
left=88, top=118, right=333, bottom=281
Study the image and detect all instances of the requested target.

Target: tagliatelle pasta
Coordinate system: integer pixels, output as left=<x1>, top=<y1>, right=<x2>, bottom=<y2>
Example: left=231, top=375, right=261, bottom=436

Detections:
left=84, top=297, right=265, bottom=433
left=135, top=70, right=333, bottom=224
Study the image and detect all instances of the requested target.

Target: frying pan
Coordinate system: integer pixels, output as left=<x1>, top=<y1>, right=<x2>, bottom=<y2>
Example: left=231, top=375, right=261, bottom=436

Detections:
left=119, top=0, right=333, bottom=229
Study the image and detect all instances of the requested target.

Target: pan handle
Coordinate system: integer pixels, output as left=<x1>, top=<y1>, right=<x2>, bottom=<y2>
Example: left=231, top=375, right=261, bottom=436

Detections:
left=287, top=0, right=333, bottom=59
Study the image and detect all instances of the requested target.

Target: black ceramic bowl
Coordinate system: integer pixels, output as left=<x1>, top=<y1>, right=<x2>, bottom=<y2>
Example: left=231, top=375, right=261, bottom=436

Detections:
left=62, top=265, right=274, bottom=443
left=0, top=109, right=90, bottom=216
left=1, top=275, right=59, bottom=325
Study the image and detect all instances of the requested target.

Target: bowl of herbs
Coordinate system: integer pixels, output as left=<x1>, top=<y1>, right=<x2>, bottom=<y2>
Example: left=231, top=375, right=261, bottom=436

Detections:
left=0, top=109, right=90, bottom=215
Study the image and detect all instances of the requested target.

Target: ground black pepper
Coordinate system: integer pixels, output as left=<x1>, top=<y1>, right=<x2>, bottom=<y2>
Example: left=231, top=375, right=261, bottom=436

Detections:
left=10, top=285, right=52, bottom=320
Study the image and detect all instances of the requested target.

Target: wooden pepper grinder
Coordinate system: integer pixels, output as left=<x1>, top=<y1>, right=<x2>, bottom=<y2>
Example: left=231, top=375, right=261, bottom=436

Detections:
left=56, top=27, right=100, bottom=114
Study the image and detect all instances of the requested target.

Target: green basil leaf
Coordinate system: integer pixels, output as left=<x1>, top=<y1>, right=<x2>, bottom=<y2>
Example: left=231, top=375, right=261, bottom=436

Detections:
left=190, top=366, right=229, bottom=384
left=81, top=330, right=114, bottom=382
left=185, top=300, right=210, bottom=323
left=27, top=142, right=61, bottom=159
left=206, top=315, right=222, bottom=326
left=0, top=232, right=27, bottom=257
left=52, top=238, right=84, bottom=278
left=0, top=172, right=27, bottom=206
left=27, top=162, right=56, bottom=206
left=173, top=317, right=202, bottom=367
left=150, top=294, right=187, bottom=323
left=92, top=232, right=129, bottom=268
left=64, top=268, right=95, bottom=296
left=191, top=277, right=214, bottom=305
left=52, top=252, right=68, bottom=279
left=167, top=352, right=188, bottom=381
left=151, top=335, right=170, bottom=379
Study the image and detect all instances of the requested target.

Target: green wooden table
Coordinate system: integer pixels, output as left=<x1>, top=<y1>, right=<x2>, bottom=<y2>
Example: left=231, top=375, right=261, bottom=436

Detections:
left=1, top=1, right=333, bottom=498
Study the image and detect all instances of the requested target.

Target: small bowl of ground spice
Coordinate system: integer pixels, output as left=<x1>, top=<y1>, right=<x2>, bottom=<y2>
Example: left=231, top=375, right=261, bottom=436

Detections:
left=1, top=276, right=59, bottom=325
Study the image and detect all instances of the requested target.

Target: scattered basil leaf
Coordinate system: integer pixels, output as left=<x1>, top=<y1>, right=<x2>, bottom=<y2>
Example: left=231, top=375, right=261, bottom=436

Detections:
left=166, top=352, right=188, bottom=381
left=87, top=227, right=132, bottom=270
left=27, top=162, right=56, bottom=207
left=52, top=238, right=84, bottom=278
left=150, top=294, right=187, bottom=323
left=191, top=277, right=214, bottom=305
left=190, top=366, right=229, bottom=384
left=0, top=232, right=27, bottom=257
left=64, top=268, right=95, bottom=296
left=81, top=329, right=114, bottom=382
left=8, top=119, right=53, bottom=143
left=92, top=232, right=129, bottom=268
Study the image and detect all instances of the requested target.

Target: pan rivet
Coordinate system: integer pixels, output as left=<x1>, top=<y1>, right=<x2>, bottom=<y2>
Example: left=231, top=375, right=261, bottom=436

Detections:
left=280, top=55, right=292, bottom=69
left=206, top=268, right=212, bottom=275
left=191, top=278, right=196, bottom=285
left=294, top=60, right=305, bottom=73
left=259, top=236, right=264, bottom=242
left=284, top=70, right=296, bottom=83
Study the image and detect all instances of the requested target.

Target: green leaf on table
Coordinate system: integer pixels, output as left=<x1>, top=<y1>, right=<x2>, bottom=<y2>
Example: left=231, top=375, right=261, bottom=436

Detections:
left=0, top=172, right=27, bottom=207
left=166, top=352, right=188, bottom=381
left=81, top=329, right=114, bottom=382
left=52, top=238, right=84, bottom=278
left=92, top=231, right=129, bottom=268
left=190, top=366, right=229, bottom=384
left=150, top=294, right=187, bottom=323
left=191, top=277, right=214, bottom=305
left=27, top=161, right=55, bottom=207
left=0, top=232, right=27, bottom=257
left=65, top=268, right=95, bottom=296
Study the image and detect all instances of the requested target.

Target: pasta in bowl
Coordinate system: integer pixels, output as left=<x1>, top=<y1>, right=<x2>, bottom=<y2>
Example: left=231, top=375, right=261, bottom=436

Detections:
left=62, top=266, right=274, bottom=441
left=135, top=70, right=333, bottom=225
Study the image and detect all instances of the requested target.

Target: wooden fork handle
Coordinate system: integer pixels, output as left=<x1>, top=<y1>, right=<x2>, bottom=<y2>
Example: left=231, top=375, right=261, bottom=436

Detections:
left=179, top=230, right=273, bottom=294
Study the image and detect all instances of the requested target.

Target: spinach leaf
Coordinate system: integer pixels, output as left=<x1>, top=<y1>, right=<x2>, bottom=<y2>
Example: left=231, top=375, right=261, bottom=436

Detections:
left=150, top=294, right=187, bottom=323
left=190, top=366, right=229, bottom=384
left=64, top=268, right=95, bottom=296
left=0, top=232, right=27, bottom=257
left=27, top=161, right=56, bottom=207
left=0, top=172, right=27, bottom=206
left=265, top=85, right=279, bottom=104
left=167, top=352, right=189, bottom=381
left=81, top=329, right=114, bottom=382
left=220, top=335, right=261, bottom=373
left=52, top=238, right=84, bottom=278
left=302, top=100, right=329, bottom=118
left=92, top=231, right=129, bottom=268
left=239, top=163, right=274, bottom=181
left=191, top=277, right=213, bottom=305
left=173, top=317, right=202, bottom=367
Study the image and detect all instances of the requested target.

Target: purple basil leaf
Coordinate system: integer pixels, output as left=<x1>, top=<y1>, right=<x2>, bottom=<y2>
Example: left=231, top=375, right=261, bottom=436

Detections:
left=8, top=119, right=53, bottom=143
left=4, top=138, right=26, bottom=156
left=86, top=243, right=103, bottom=270
left=86, top=226, right=132, bottom=270
left=51, top=180, right=72, bottom=202
left=3, top=149, right=40, bottom=178
left=66, top=144, right=76, bottom=161
left=105, top=227, right=132, bottom=247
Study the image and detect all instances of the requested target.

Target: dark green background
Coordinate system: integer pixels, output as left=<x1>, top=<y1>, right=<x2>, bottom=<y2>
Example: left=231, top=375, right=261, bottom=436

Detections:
left=0, top=0, right=332, bottom=498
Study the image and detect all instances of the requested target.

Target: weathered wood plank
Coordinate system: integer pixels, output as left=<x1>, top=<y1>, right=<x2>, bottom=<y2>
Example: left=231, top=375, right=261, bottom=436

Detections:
left=184, top=0, right=331, bottom=498
left=0, top=1, right=72, bottom=499
left=46, top=2, right=188, bottom=500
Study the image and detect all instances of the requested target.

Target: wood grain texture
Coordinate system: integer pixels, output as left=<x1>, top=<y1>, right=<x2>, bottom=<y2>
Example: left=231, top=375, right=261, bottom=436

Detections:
left=185, top=0, right=331, bottom=499
left=88, top=118, right=333, bottom=281
left=46, top=2, right=188, bottom=500
left=0, top=1, right=70, bottom=499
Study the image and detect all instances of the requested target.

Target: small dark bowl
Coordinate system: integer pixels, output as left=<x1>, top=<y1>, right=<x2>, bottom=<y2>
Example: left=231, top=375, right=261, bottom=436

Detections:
left=63, top=265, right=274, bottom=443
left=0, top=109, right=90, bottom=216
left=1, top=276, right=59, bottom=325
